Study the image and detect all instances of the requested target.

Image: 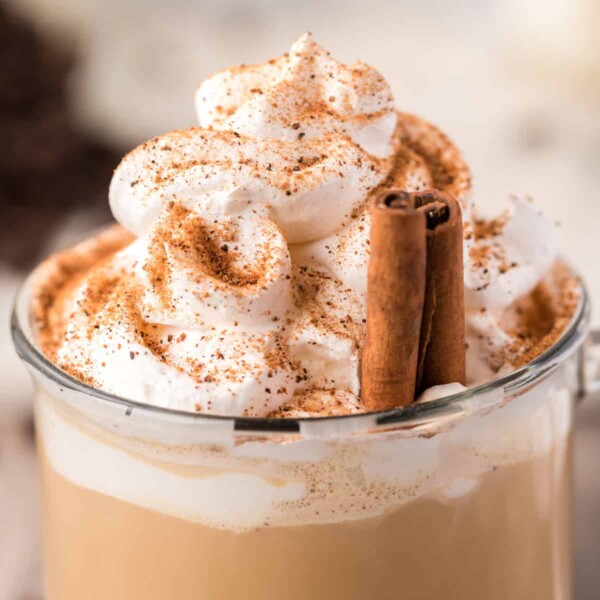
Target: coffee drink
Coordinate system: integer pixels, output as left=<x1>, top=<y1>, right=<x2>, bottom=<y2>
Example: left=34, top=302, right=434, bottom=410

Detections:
left=15, top=33, right=583, bottom=600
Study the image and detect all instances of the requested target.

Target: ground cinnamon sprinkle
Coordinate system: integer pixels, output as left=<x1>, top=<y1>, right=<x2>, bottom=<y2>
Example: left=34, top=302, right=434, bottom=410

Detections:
left=176, top=212, right=260, bottom=287
left=394, top=112, right=472, bottom=203
left=506, top=261, right=580, bottom=367
left=465, top=210, right=517, bottom=275
left=268, top=389, right=363, bottom=418
left=143, top=233, right=172, bottom=310
left=32, top=225, right=134, bottom=362
left=291, top=265, right=363, bottom=351
left=264, top=334, right=296, bottom=375
left=472, top=214, right=508, bottom=240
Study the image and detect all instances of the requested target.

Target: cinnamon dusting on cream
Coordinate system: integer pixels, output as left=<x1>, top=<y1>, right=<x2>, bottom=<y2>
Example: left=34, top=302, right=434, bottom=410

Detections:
left=29, top=35, right=580, bottom=417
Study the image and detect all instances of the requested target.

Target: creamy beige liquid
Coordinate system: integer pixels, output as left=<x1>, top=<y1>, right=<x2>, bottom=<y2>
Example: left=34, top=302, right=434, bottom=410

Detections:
left=39, top=438, right=572, bottom=600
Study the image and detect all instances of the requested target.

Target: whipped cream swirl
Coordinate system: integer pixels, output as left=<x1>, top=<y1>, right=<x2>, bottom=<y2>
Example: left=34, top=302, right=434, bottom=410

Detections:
left=40, top=34, right=564, bottom=416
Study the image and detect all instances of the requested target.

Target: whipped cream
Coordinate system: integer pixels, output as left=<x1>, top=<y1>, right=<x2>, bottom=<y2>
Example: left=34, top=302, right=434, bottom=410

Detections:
left=194, top=34, right=397, bottom=159
left=464, top=196, right=559, bottom=311
left=35, top=34, right=570, bottom=416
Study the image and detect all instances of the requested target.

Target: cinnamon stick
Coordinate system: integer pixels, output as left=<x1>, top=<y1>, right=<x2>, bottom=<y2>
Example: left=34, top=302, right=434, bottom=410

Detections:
left=414, top=190, right=466, bottom=395
left=362, top=189, right=465, bottom=411
left=361, top=192, right=427, bottom=410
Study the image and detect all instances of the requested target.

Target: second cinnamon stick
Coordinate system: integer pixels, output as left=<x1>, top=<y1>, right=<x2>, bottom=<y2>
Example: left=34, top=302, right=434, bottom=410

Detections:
left=414, top=190, right=466, bottom=395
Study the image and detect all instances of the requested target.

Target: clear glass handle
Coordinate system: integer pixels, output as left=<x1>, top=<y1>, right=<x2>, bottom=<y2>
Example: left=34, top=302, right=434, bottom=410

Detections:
left=582, top=328, right=600, bottom=400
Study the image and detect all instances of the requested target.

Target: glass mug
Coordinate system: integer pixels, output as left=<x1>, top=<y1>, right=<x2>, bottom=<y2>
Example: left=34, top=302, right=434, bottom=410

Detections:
left=11, top=267, right=593, bottom=600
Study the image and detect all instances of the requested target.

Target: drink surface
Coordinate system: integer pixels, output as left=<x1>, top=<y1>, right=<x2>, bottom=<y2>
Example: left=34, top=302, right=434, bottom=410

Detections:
left=39, top=428, right=572, bottom=600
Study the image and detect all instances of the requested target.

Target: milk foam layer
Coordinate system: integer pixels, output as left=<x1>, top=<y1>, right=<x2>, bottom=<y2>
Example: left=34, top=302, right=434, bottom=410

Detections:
left=36, top=355, right=575, bottom=530
left=36, top=34, right=571, bottom=416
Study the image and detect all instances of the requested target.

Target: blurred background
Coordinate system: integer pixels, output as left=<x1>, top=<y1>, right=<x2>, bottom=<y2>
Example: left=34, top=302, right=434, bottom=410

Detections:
left=1, top=0, right=600, bottom=597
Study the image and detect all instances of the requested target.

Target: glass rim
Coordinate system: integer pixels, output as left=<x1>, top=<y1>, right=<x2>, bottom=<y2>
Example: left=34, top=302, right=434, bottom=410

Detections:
left=11, top=261, right=590, bottom=435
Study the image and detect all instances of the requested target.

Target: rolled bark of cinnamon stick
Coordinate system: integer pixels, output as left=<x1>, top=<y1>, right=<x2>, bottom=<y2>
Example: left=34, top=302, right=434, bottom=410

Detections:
left=362, top=189, right=465, bottom=411
left=414, top=190, right=466, bottom=395
left=361, top=193, right=427, bottom=410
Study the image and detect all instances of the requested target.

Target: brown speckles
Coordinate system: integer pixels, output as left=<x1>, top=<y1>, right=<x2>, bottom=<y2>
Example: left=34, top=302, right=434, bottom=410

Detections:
left=268, top=389, right=364, bottom=418
left=393, top=112, right=471, bottom=204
